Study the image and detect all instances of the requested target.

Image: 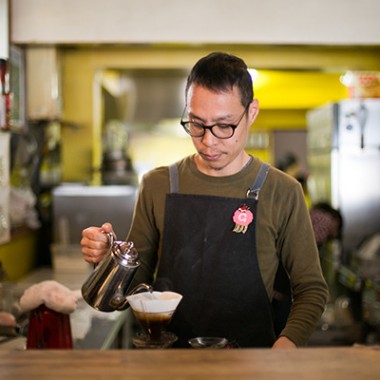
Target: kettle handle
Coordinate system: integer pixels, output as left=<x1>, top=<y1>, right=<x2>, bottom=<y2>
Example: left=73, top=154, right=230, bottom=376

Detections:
left=102, top=230, right=116, bottom=248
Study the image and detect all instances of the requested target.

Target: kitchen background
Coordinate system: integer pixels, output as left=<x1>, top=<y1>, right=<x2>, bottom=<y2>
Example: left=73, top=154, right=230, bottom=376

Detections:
left=1, top=0, right=380, bottom=345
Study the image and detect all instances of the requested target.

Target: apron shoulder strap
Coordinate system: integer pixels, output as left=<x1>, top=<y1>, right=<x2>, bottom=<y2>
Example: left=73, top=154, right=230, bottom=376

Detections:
left=168, top=163, right=179, bottom=193
left=247, top=162, right=271, bottom=200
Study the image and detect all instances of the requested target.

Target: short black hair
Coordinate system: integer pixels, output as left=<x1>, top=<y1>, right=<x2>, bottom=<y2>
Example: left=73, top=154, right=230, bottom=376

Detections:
left=312, top=202, right=344, bottom=239
left=185, top=52, right=254, bottom=108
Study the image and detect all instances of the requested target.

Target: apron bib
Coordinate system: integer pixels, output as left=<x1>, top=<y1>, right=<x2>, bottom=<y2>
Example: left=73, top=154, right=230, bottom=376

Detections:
left=154, top=162, right=276, bottom=347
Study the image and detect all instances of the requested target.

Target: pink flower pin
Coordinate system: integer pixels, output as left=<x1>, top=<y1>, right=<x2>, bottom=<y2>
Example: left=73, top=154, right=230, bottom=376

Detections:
left=232, top=206, right=254, bottom=234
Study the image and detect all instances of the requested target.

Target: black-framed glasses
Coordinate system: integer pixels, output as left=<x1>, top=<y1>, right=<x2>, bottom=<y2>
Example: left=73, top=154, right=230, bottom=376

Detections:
left=180, top=105, right=249, bottom=139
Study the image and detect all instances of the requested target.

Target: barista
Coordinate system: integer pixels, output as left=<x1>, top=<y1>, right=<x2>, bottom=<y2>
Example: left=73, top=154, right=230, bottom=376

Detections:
left=81, top=52, right=328, bottom=348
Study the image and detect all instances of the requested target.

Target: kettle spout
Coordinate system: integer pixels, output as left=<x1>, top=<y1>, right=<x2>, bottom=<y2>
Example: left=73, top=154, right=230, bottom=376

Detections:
left=112, top=283, right=153, bottom=311
left=129, top=283, right=153, bottom=295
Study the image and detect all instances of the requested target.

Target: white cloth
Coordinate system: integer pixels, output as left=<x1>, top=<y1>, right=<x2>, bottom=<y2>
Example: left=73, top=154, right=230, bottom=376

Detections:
left=19, top=280, right=81, bottom=314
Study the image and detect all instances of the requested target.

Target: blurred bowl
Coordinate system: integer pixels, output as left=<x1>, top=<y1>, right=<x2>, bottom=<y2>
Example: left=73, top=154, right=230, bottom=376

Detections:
left=188, top=337, right=228, bottom=349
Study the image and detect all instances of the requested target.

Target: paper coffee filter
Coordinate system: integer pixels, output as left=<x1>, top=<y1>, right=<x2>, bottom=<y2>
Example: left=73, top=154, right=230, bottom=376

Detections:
left=127, top=291, right=182, bottom=313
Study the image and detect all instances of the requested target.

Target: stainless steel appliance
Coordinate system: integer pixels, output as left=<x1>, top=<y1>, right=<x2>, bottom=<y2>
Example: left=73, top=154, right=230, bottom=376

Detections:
left=307, top=98, right=380, bottom=263
left=52, top=185, right=137, bottom=245
left=307, top=99, right=380, bottom=345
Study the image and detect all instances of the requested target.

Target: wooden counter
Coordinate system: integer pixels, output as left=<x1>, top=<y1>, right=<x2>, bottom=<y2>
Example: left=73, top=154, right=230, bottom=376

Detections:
left=0, top=346, right=379, bottom=379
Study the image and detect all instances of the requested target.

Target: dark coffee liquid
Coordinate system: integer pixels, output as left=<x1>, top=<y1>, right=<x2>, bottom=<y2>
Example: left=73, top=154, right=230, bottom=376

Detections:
left=133, top=310, right=173, bottom=341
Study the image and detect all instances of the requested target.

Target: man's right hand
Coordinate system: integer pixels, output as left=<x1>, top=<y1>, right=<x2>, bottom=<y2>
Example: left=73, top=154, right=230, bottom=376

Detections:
left=80, top=222, right=115, bottom=264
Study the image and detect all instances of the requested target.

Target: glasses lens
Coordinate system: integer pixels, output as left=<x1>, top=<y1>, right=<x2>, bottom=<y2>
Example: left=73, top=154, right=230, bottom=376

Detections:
left=183, top=122, right=204, bottom=137
left=212, top=125, right=234, bottom=139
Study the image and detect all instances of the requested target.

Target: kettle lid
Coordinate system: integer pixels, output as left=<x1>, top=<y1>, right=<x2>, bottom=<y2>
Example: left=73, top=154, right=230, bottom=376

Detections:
left=112, top=240, right=140, bottom=267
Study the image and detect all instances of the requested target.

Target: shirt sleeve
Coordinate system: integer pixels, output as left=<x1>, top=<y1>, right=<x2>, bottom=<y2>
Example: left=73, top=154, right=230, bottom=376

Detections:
left=127, top=169, right=166, bottom=287
left=276, top=180, right=329, bottom=346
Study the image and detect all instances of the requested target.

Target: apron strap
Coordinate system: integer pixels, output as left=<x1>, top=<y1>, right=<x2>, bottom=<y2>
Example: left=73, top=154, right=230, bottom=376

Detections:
left=168, top=163, right=179, bottom=193
left=246, top=162, right=270, bottom=200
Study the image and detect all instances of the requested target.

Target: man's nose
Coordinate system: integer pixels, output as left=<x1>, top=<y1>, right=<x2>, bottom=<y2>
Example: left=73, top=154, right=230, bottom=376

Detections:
left=200, top=128, right=217, bottom=145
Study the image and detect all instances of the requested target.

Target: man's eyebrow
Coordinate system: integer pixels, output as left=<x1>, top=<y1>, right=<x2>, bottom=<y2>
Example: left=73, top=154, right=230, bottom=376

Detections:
left=188, top=112, right=234, bottom=123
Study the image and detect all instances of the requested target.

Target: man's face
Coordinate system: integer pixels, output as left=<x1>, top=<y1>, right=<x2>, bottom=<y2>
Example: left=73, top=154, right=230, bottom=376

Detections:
left=186, top=84, right=259, bottom=176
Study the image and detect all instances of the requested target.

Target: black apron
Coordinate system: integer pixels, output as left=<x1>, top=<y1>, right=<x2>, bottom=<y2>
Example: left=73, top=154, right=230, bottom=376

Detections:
left=154, top=162, right=276, bottom=348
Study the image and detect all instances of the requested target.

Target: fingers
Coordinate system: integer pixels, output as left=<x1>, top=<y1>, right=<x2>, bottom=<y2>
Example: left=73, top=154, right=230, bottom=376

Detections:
left=82, top=226, right=109, bottom=242
left=81, top=245, right=107, bottom=264
left=81, top=225, right=112, bottom=264
left=101, top=222, right=114, bottom=235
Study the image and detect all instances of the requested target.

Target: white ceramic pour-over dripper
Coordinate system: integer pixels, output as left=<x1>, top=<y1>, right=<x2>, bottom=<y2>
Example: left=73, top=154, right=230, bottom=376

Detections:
left=126, top=291, right=183, bottom=314
left=127, top=291, right=182, bottom=348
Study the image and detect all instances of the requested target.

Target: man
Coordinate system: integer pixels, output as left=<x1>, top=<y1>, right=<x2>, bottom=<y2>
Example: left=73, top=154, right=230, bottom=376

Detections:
left=81, top=52, right=328, bottom=348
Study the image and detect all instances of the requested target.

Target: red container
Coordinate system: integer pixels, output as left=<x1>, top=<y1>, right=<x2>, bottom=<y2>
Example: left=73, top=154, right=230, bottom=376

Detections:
left=26, top=304, right=73, bottom=349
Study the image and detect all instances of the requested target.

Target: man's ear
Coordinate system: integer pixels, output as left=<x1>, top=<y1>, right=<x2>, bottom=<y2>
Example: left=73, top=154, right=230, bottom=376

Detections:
left=248, top=99, right=260, bottom=124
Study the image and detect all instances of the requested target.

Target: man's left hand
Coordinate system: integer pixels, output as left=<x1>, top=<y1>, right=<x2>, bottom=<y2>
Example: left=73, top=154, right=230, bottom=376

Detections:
left=272, top=336, right=297, bottom=349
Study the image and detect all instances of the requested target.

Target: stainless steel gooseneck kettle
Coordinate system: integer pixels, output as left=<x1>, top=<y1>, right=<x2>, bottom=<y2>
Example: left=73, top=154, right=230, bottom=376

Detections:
left=81, top=233, right=152, bottom=312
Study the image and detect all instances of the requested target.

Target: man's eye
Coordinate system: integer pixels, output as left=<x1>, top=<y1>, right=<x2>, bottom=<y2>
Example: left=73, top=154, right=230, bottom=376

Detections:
left=216, top=124, right=231, bottom=129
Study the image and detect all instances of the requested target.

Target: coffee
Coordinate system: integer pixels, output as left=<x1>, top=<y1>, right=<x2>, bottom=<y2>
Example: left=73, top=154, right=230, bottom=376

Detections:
left=133, top=310, right=173, bottom=341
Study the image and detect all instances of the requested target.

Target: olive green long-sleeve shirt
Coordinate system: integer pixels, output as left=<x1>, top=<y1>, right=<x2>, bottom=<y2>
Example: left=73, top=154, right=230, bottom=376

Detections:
left=128, top=154, right=328, bottom=346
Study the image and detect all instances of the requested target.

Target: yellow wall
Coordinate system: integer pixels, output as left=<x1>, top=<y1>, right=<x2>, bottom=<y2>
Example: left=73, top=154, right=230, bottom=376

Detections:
left=0, top=230, right=38, bottom=281
left=59, top=45, right=378, bottom=183
left=254, top=71, right=348, bottom=111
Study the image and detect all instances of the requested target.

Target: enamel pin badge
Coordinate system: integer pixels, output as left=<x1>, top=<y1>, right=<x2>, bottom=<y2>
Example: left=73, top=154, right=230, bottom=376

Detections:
left=232, top=205, right=254, bottom=234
